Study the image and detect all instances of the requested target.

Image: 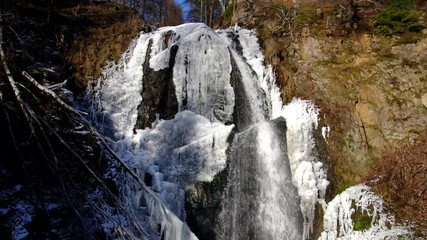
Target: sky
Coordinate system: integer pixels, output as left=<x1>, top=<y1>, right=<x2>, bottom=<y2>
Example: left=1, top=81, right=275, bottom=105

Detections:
left=174, top=0, right=191, bottom=20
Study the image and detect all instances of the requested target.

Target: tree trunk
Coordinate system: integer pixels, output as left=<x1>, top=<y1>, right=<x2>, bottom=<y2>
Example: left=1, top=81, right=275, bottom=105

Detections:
left=47, top=0, right=56, bottom=24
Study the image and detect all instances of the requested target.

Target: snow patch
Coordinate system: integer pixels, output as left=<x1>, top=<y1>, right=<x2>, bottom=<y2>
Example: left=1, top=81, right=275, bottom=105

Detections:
left=322, top=126, right=330, bottom=144
left=319, top=185, right=411, bottom=240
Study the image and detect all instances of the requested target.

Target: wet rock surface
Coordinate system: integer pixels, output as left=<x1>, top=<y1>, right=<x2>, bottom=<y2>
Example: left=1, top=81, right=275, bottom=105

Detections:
left=134, top=41, right=179, bottom=130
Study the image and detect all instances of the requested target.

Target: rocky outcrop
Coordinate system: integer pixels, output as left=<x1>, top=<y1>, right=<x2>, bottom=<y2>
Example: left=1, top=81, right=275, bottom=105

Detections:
left=185, top=168, right=229, bottom=240
left=234, top=0, right=426, bottom=186
left=291, top=33, right=427, bottom=183
left=134, top=41, right=179, bottom=130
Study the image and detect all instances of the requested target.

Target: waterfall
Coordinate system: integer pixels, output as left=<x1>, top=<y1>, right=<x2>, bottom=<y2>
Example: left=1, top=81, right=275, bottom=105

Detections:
left=216, top=118, right=303, bottom=240
left=81, top=23, right=342, bottom=240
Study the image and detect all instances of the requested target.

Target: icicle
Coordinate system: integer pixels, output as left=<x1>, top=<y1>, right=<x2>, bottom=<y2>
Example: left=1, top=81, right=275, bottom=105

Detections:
left=321, top=126, right=330, bottom=144
left=151, top=113, right=160, bottom=128
left=143, top=189, right=197, bottom=240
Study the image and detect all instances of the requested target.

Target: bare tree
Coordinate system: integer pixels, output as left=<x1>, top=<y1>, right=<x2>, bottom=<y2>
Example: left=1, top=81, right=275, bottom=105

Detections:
left=164, top=0, right=184, bottom=26
left=186, top=0, right=223, bottom=26
left=217, top=0, right=229, bottom=12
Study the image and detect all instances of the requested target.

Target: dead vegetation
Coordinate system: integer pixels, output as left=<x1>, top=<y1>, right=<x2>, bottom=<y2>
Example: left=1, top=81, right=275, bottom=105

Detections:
left=60, top=3, right=143, bottom=92
left=1, top=23, right=152, bottom=238
left=3, top=1, right=143, bottom=93
left=365, top=131, right=427, bottom=238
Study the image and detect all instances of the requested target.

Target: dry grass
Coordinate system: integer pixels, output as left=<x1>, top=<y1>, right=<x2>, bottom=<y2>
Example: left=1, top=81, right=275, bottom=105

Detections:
left=65, top=16, right=142, bottom=92
left=61, top=3, right=143, bottom=92
left=365, top=131, right=427, bottom=238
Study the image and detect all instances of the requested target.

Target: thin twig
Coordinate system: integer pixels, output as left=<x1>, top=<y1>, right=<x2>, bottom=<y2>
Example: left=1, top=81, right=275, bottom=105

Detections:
left=8, top=26, right=19, bottom=39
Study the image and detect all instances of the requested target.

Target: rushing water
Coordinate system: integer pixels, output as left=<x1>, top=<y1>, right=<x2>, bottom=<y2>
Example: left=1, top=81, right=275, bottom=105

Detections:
left=83, top=23, right=408, bottom=240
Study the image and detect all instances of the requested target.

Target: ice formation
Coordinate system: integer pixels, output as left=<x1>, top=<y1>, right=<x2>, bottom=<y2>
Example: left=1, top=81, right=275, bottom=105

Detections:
left=86, top=33, right=151, bottom=139
left=319, top=185, right=410, bottom=240
left=83, top=22, right=407, bottom=240
left=85, top=23, right=328, bottom=239
left=281, top=99, right=329, bottom=239
left=228, top=26, right=330, bottom=239
left=322, top=126, right=331, bottom=143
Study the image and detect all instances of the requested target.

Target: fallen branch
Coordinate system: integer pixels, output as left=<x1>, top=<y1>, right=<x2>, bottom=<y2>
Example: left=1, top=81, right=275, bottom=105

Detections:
left=21, top=71, right=88, bottom=116
left=47, top=80, right=67, bottom=90
left=8, top=26, right=19, bottom=39
left=1, top=15, right=56, bottom=168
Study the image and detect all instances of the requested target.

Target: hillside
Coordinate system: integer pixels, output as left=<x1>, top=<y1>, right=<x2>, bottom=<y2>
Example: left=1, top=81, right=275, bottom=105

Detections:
left=1, top=0, right=426, bottom=239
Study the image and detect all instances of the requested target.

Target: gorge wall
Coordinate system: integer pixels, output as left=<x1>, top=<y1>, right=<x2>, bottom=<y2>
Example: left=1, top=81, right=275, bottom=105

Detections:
left=232, top=0, right=427, bottom=236
left=1, top=0, right=426, bottom=238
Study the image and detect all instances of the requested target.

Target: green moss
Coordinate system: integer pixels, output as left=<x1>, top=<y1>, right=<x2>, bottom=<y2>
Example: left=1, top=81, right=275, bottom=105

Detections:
left=353, top=217, right=371, bottom=231
left=223, top=3, right=237, bottom=22
left=375, top=0, right=425, bottom=36
left=351, top=201, right=373, bottom=231
left=187, top=167, right=229, bottom=209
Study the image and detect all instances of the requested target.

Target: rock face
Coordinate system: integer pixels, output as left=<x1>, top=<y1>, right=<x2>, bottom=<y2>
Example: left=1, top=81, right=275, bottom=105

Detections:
left=290, top=34, right=427, bottom=183
left=234, top=0, right=427, bottom=186
left=134, top=40, right=179, bottom=129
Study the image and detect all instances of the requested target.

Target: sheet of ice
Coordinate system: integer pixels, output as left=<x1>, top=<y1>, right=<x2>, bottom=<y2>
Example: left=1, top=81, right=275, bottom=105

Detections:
left=281, top=98, right=329, bottom=239
left=237, top=29, right=266, bottom=84
left=319, top=184, right=410, bottom=240
left=86, top=33, right=151, bottom=139
left=171, top=24, right=235, bottom=123
left=86, top=23, right=235, bottom=139
left=149, top=31, right=170, bottom=71
left=130, top=111, right=233, bottom=182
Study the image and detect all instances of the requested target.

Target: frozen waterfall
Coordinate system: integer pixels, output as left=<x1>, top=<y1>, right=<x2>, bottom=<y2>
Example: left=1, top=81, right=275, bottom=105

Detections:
left=82, top=23, right=407, bottom=240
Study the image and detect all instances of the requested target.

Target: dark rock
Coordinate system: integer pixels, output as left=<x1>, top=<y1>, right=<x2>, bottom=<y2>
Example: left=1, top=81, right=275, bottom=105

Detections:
left=51, top=50, right=64, bottom=63
left=134, top=40, right=179, bottom=130
left=144, top=172, right=153, bottom=187
left=316, top=8, right=324, bottom=19
left=229, top=54, right=253, bottom=131
left=185, top=167, right=230, bottom=240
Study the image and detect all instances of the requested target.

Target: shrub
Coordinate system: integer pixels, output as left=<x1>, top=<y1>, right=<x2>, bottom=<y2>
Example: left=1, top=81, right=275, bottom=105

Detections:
left=223, top=3, right=236, bottom=22
left=375, top=0, right=424, bottom=35
left=365, top=131, right=427, bottom=236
